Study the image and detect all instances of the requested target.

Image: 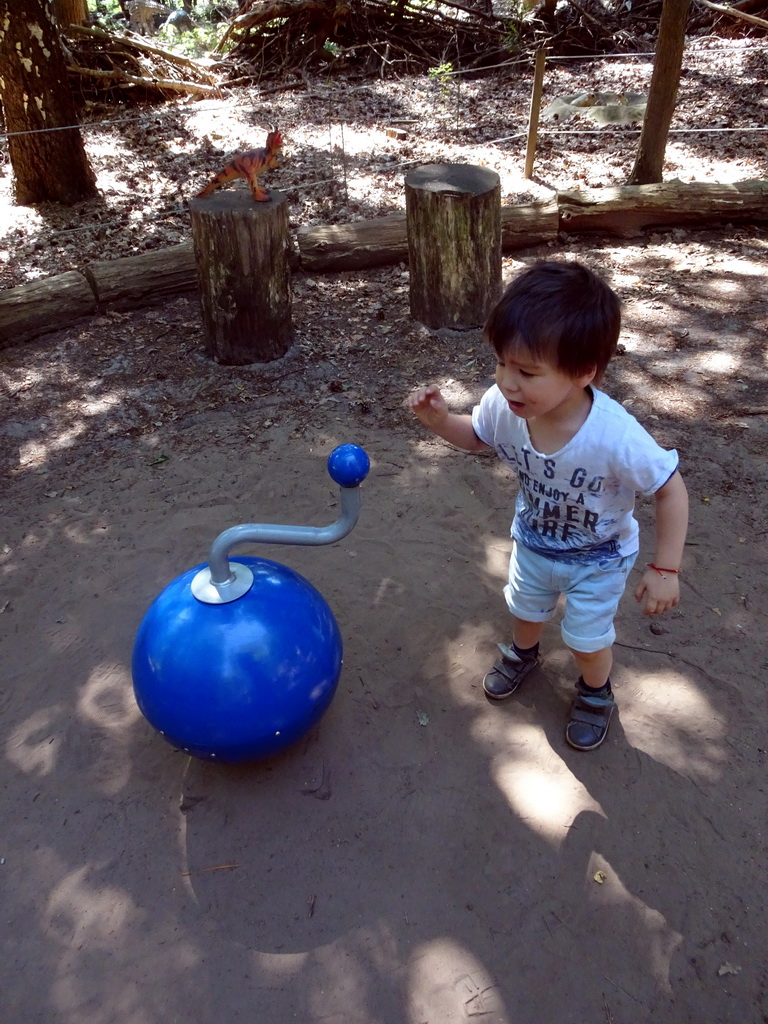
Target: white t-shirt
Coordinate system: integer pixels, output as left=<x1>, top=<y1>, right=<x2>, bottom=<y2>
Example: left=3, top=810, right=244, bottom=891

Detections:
left=471, top=385, right=679, bottom=564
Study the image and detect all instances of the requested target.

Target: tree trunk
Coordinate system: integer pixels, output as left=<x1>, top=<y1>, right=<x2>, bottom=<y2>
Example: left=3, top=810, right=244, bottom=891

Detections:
left=0, top=0, right=98, bottom=205
left=53, top=0, right=88, bottom=27
left=627, top=0, right=693, bottom=185
left=189, top=190, right=294, bottom=365
left=405, top=164, right=501, bottom=330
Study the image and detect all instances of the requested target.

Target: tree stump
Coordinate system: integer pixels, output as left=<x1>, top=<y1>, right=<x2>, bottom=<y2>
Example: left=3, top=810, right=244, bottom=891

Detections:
left=405, top=164, right=501, bottom=330
left=189, top=190, right=293, bottom=365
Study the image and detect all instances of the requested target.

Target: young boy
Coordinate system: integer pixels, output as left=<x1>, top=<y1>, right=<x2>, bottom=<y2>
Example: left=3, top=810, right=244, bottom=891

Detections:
left=409, top=260, right=688, bottom=751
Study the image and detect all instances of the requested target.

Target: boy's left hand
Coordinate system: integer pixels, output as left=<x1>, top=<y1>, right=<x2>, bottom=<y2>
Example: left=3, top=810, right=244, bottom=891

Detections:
left=634, top=568, right=680, bottom=616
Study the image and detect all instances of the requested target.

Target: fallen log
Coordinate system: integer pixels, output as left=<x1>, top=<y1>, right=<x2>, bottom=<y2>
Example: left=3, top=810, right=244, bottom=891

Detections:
left=0, top=271, right=96, bottom=349
left=2, top=180, right=766, bottom=347
left=0, top=245, right=200, bottom=347
left=86, top=241, right=198, bottom=307
left=558, top=179, right=768, bottom=237
left=502, top=194, right=559, bottom=249
left=1, top=202, right=556, bottom=344
left=297, top=214, right=409, bottom=271
left=297, top=198, right=559, bottom=271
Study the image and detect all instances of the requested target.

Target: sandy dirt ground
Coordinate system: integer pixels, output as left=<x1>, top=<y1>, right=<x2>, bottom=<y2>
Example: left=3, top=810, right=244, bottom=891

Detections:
left=2, top=218, right=768, bottom=1023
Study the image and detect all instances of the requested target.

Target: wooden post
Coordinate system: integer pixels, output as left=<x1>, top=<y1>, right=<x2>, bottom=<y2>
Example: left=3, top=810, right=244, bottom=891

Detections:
left=189, top=190, right=293, bottom=365
left=405, top=164, right=501, bottom=330
left=524, top=49, right=547, bottom=180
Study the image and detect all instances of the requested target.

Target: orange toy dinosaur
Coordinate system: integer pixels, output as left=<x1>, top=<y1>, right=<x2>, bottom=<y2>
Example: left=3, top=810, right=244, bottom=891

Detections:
left=196, top=128, right=283, bottom=202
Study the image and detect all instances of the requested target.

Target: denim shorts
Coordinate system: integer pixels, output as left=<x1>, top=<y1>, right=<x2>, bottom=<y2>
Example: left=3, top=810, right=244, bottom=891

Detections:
left=503, top=541, right=637, bottom=653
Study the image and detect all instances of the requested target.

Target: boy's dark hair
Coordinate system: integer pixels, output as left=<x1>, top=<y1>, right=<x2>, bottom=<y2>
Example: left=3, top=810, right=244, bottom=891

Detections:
left=484, top=260, right=621, bottom=381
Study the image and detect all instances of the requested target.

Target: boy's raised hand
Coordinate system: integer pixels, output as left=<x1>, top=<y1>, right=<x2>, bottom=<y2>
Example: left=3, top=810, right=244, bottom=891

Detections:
left=409, top=385, right=488, bottom=453
left=634, top=568, right=680, bottom=616
left=409, top=385, right=449, bottom=430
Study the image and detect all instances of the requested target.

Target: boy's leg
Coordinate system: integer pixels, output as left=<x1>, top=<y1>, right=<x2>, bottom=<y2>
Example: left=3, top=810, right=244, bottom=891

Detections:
left=564, top=645, right=615, bottom=750
left=568, top=646, right=613, bottom=689
left=483, top=543, right=558, bottom=701
left=560, top=556, right=635, bottom=750
left=512, top=618, right=545, bottom=651
left=483, top=616, right=543, bottom=700
left=565, top=667, right=618, bottom=749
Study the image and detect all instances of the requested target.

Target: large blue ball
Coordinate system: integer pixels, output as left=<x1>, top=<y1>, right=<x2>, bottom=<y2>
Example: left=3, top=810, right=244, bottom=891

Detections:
left=132, top=556, right=342, bottom=763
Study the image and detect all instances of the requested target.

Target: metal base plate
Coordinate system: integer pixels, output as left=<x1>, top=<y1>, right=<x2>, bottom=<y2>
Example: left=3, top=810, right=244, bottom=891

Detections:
left=191, top=563, right=254, bottom=605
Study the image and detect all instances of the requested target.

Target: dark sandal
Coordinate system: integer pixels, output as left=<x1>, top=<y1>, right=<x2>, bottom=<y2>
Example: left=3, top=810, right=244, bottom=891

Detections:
left=565, top=687, right=615, bottom=751
left=482, top=643, right=539, bottom=700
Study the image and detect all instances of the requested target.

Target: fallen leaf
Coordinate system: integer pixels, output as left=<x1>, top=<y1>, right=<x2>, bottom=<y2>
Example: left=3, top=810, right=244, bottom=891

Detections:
left=416, top=711, right=429, bottom=727
left=717, top=962, right=741, bottom=977
left=593, top=870, right=607, bottom=884
left=711, top=607, right=722, bottom=616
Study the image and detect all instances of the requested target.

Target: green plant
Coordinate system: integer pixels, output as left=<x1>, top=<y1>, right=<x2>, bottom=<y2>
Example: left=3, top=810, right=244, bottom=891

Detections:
left=86, top=0, right=125, bottom=28
left=502, top=20, right=521, bottom=51
left=427, top=60, right=453, bottom=97
left=155, top=21, right=228, bottom=56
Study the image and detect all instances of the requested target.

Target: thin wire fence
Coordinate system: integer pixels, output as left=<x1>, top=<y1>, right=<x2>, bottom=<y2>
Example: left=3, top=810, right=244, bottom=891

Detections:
left=1, top=42, right=765, bottom=244
left=1, top=41, right=765, bottom=142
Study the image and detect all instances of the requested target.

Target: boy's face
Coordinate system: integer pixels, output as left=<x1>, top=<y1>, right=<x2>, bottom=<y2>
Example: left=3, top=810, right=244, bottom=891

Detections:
left=495, top=348, right=595, bottom=421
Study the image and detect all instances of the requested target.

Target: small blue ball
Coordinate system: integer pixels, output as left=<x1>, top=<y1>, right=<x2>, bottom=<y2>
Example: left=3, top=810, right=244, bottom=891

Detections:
left=327, top=444, right=370, bottom=488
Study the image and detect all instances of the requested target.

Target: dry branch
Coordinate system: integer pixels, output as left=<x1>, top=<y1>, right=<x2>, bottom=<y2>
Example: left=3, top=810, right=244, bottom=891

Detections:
left=694, top=0, right=768, bottom=27
left=217, top=0, right=526, bottom=80
left=64, top=22, right=223, bottom=100
left=68, top=62, right=220, bottom=95
left=212, top=0, right=658, bottom=84
left=67, top=23, right=209, bottom=71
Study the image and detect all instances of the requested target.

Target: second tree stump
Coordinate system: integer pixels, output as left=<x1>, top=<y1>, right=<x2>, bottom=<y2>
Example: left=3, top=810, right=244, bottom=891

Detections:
left=405, top=164, right=501, bottom=330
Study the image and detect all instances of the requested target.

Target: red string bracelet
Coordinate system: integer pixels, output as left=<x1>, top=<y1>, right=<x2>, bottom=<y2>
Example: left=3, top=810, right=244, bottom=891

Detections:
left=647, top=563, right=681, bottom=579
